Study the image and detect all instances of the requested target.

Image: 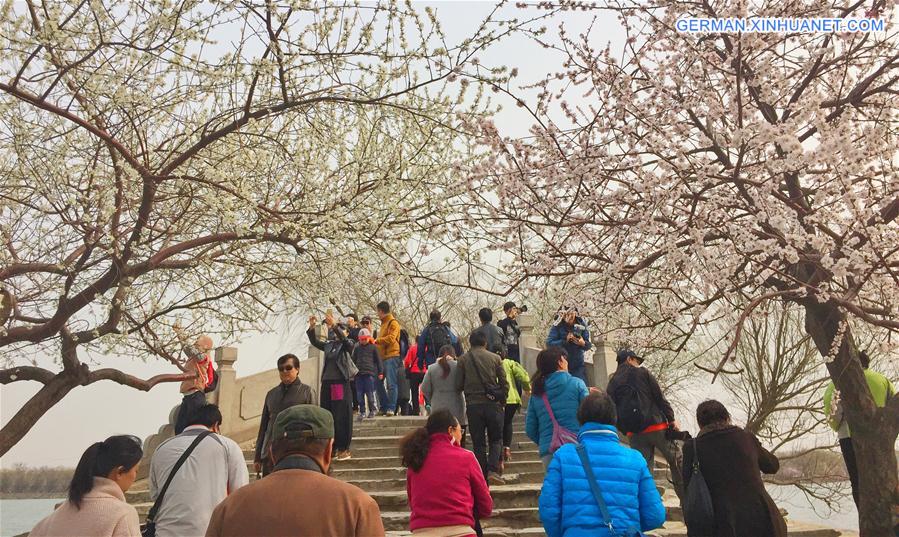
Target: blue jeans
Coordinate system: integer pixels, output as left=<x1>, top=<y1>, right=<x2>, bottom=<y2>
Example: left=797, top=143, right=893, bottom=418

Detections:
left=355, top=374, right=378, bottom=414
left=379, top=357, right=400, bottom=412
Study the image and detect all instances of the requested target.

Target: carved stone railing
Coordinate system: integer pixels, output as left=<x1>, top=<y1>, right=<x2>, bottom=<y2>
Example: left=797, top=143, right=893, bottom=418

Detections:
left=136, top=335, right=323, bottom=480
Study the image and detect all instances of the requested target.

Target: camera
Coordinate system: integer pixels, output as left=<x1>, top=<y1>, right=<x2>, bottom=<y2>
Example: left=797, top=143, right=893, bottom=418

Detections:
left=666, top=427, right=692, bottom=442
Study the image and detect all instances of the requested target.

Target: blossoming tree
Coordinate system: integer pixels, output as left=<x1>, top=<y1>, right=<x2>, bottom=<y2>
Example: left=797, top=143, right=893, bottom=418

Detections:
left=471, top=0, right=898, bottom=531
left=0, top=1, right=547, bottom=456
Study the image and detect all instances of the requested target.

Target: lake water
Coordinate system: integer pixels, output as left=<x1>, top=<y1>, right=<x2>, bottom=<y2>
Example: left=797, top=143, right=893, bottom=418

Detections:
left=0, top=487, right=860, bottom=535
left=0, top=498, right=62, bottom=537
left=767, top=483, right=859, bottom=532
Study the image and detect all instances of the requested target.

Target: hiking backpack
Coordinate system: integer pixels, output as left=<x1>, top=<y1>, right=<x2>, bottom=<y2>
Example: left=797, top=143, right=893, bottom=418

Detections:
left=612, top=375, right=652, bottom=434
left=427, top=323, right=453, bottom=357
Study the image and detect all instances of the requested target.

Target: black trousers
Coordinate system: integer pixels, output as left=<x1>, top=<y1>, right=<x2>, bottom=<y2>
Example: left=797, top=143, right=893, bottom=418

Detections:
left=839, top=438, right=860, bottom=506
left=467, top=403, right=504, bottom=475
left=174, top=391, right=206, bottom=435
left=503, top=403, right=520, bottom=448
left=320, top=380, right=353, bottom=451
left=408, top=372, right=425, bottom=414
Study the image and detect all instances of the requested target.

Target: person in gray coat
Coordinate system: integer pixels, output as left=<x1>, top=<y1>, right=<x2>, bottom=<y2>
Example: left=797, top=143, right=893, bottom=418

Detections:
left=421, top=345, right=468, bottom=446
left=254, top=353, right=315, bottom=476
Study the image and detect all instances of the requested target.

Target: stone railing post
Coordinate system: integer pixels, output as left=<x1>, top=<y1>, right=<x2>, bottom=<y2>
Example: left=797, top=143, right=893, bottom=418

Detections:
left=518, top=313, right=540, bottom=376
left=213, top=346, right=238, bottom=435
left=300, top=325, right=324, bottom=395
left=590, top=338, right=618, bottom=389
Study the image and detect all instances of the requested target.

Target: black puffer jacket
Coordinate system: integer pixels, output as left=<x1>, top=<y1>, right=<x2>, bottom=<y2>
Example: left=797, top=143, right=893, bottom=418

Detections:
left=352, top=343, right=382, bottom=377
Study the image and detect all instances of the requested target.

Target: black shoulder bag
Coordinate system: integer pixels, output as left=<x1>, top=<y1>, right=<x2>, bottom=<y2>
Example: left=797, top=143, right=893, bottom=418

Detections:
left=141, top=430, right=213, bottom=537
left=471, top=356, right=504, bottom=403
left=683, top=437, right=716, bottom=535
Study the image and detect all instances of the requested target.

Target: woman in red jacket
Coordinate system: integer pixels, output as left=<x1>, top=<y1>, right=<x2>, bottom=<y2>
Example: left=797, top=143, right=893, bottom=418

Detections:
left=404, top=343, right=427, bottom=416
left=400, top=409, right=493, bottom=536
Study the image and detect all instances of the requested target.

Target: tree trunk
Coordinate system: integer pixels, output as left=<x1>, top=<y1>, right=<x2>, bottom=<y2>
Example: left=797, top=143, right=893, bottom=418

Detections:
left=0, top=367, right=85, bottom=457
left=853, top=427, right=898, bottom=536
left=802, top=299, right=898, bottom=536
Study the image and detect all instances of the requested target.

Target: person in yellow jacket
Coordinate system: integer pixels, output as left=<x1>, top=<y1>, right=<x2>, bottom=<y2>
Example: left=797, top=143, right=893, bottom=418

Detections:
left=502, top=354, right=531, bottom=463
left=373, top=301, right=402, bottom=416
left=823, top=350, right=895, bottom=506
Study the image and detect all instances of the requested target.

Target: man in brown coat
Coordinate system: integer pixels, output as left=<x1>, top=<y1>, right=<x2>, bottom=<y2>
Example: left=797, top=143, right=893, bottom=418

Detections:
left=205, top=405, right=385, bottom=537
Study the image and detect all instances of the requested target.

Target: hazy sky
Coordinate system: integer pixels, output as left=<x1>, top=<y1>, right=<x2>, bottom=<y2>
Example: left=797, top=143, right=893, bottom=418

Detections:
left=0, top=2, right=625, bottom=468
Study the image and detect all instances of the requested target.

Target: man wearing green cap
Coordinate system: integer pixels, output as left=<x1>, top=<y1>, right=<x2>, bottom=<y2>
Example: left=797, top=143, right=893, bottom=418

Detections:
left=205, top=405, right=385, bottom=536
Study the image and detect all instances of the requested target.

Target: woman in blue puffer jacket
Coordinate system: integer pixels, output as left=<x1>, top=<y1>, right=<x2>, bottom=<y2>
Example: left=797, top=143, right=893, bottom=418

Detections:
left=526, top=347, right=589, bottom=467
left=539, top=391, right=666, bottom=537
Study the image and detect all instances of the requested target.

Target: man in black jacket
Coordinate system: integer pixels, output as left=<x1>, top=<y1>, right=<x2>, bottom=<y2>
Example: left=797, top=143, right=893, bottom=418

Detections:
left=254, top=353, right=316, bottom=476
left=607, top=349, right=684, bottom=503
left=496, top=302, right=521, bottom=363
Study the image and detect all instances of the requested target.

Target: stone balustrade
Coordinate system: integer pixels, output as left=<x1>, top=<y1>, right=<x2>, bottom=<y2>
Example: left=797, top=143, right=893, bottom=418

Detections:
left=135, top=329, right=324, bottom=479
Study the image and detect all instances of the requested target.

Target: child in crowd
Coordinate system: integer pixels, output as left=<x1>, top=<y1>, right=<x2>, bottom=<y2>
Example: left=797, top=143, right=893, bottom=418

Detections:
left=353, top=328, right=383, bottom=420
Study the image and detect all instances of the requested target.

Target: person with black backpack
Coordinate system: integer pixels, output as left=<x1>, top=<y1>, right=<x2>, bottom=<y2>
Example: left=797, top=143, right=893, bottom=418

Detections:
left=606, top=349, right=685, bottom=503
left=416, top=310, right=464, bottom=369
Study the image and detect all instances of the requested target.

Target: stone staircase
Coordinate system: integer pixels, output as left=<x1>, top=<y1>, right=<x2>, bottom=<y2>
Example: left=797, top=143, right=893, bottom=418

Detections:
left=126, top=413, right=855, bottom=537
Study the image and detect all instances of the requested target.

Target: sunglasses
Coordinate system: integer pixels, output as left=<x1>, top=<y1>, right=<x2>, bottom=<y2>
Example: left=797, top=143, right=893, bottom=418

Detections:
left=278, top=365, right=295, bottom=372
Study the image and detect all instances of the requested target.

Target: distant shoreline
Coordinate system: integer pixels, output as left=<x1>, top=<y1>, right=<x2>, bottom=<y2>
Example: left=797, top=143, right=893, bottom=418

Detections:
left=0, top=493, right=65, bottom=500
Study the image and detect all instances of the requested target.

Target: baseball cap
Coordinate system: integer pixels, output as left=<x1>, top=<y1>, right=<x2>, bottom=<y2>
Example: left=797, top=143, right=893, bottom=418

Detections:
left=272, top=405, right=334, bottom=441
left=359, top=328, right=372, bottom=338
left=616, top=349, right=644, bottom=365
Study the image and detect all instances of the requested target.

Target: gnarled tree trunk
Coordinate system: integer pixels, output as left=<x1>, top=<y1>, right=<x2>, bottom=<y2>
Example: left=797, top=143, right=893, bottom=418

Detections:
left=803, top=300, right=898, bottom=536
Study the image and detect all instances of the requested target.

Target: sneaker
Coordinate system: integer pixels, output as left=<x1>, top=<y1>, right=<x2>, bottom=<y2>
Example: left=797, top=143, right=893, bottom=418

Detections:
left=367, top=411, right=376, bottom=419
left=487, top=472, right=505, bottom=486
left=336, top=450, right=352, bottom=461
left=356, top=413, right=365, bottom=422
left=385, top=411, right=395, bottom=417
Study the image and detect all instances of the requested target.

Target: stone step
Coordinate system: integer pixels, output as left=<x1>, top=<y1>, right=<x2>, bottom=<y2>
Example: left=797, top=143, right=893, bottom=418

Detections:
left=353, top=418, right=524, bottom=436
left=647, top=521, right=847, bottom=537
left=371, top=484, right=542, bottom=511
left=380, top=507, right=541, bottom=532
left=331, top=460, right=546, bottom=481
left=242, top=443, right=542, bottom=463
left=326, top=449, right=543, bottom=469
left=127, top=470, right=552, bottom=505
left=387, top=529, right=546, bottom=537
left=350, top=431, right=533, bottom=448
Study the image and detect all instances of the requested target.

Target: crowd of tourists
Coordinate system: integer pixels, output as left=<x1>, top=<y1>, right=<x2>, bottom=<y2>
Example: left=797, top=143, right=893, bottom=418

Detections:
left=28, top=302, right=895, bottom=537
